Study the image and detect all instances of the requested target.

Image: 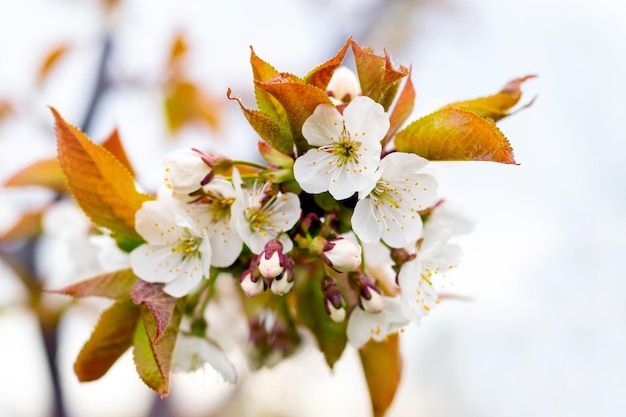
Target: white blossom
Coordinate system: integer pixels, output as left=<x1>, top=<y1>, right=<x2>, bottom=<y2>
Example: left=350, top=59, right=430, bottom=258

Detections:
left=171, top=334, right=237, bottom=383
left=293, top=96, right=389, bottom=200
left=129, top=200, right=211, bottom=297
left=352, top=152, right=438, bottom=248
left=163, top=149, right=211, bottom=199
left=397, top=201, right=473, bottom=321
left=179, top=179, right=242, bottom=268
left=347, top=297, right=410, bottom=349
left=231, top=170, right=301, bottom=254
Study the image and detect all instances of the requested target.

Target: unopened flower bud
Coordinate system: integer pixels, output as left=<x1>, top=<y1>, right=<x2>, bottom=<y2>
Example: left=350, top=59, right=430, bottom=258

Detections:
left=163, top=149, right=211, bottom=196
left=327, top=67, right=361, bottom=104
left=270, top=255, right=295, bottom=296
left=258, top=240, right=285, bottom=279
left=349, top=272, right=384, bottom=314
left=240, top=267, right=265, bottom=297
left=322, top=237, right=362, bottom=273
left=321, top=276, right=346, bottom=323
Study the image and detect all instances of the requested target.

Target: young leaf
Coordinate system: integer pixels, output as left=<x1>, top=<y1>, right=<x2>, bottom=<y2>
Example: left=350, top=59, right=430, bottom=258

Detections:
left=164, top=80, right=222, bottom=134
left=3, top=158, right=67, bottom=193
left=359, top=334, right=403, bottom=417
left=249, top=47, right=284, bottom=118
left=0, top=209, right=44, bottom=242
left=37, top=44, right=71, bottom=86
left=384, top=69, right=415, bottom=146
left=50, top=269, right=138, bottom=300
left=132, top=300, right=184, bottom=398
left=101, top=128, right=135, bottom=177
left=74, top=298, right=141, bottom=382
left=394, top=107, right=517, bottom=164
left=256, top=74, right=333, bottom=153
left=227, top=89, right=294, bottom=155
left=52, top=108, right=152, bottom=243
left=446, top=75, right=536, bottom=121
left=294, top=266, right=347, bottom=368
left=131, top=280, right=178, bottom=343
left=304, top=37, right=352, bottom=90
left=351, top=41, right=408, bottom=110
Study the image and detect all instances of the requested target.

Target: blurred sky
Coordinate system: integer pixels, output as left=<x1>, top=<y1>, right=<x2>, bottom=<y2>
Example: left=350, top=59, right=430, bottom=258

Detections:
left=1, top=0, right=625, bottom=416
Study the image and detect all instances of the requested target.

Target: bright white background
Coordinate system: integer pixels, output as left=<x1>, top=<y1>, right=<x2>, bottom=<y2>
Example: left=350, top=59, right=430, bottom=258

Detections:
left=0, top=0, right=625, bottom=416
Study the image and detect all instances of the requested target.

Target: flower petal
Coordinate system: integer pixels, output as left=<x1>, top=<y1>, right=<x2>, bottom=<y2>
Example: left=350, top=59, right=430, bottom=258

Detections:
left=342, top=96, right=390, bottom=142
left=301, top=104, right=344, bottom=146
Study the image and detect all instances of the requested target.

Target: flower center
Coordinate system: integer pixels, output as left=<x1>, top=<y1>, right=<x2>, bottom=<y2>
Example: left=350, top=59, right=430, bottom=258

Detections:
left=210, top=196, right=235, bottom=223
left=370, top=180, right=400, bottom=208
left=331, top=126, right=361, bottom=166
left=171, top=229, right=202, bottom=259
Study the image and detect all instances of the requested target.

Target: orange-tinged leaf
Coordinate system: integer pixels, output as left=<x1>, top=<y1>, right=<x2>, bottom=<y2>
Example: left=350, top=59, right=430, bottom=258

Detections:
left=0, top=100, right=14, bottom=121
left=37, top=44, right=71, bottom=86
left=352, top=41, right=408, bottom=110
left=359, top=334, right=403, bottom=417
left=74, top=298, right=141, bottom=382
left=0, top=209, right=44, bottom=242
left=169, top=33, right=188, bottom=64
left=227, top=88, right=293, bottom=155
left=304, top=37, right=352, bottom=90
left=3, top=158, right=67, bottom=193
left=131, top=280, right=177, bottom=343
left=132, top=299, right=183, bottom=398
left=384, top=69, right=415, bottom=146
left=164, top=80, right=222, bottom=134
left=256, top=75, right=333, bottom=153
left=52, top=107, right=152, bottom=242
left=101, top=128, right=135, bottom=177
left=51, top=269, right=138, bottom=300
left=249, top=47, right=286, bottom=119
left=446, top=75, right=536, bottom=121
left=394, top=107, right=517, bottom=164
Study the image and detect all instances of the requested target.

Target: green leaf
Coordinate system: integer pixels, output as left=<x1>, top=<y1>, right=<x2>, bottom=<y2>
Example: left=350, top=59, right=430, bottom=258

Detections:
left=256, top=74, right=333, bottom=153
left=132, top=299, right=184, bottom=398
left=74, top=299, right=141, bottom=381
left=445, top=75, right=536, bottom=121
left=360, top=334, right=403, bottom=417
left=227, top=88, right=294, bottom=155
left=394, top=107, right=517, bottom=164
left=131, top=280, right=178, bottom=343
left=52, top=108, right=153, bottom=243
left=50, top=268, right=138, bottom=299
left=294, top=265, right=347, bottom=368
left=303, top=37, right=352, bottom=90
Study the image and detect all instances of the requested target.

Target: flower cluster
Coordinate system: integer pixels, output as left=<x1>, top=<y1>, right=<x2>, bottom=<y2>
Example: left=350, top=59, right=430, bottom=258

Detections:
left=50, top=38, right=528, bottom=411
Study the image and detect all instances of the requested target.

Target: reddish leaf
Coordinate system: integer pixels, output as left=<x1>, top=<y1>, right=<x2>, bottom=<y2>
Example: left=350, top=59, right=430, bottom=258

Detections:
left=51, top=269, right=138, bottom=300
left=304, top=37, right=352, bottom=90
left=360, top=334, right=403, bottom=417
left=131, top=280, right=177, bottom=343
left=384, top=69, right=415, bottom=146
left=257, top=141, right=294, bottom=168
left=227, top=88, right=293, bottom=155
left=0, top=209, right=44, bottom=242
left=74, top=299, right=141, bottom=382
left=446, top=75, right=536, bottom=121
left=394, top=107, right=517, bottom=164
left=256, top=74, right=333, bottom=153
left=101, top=128, right=135, bottom=178
left=294, top=266, right=347, bottom=368
left=352, top=41, right=408, bottom=110
left=3, top=158, right=67, bottom=193
left=52, top=108, right=152, bottom=242
left=132, top=299, right=184, bottom=398
left=249, top=47, right=283, bottom=118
